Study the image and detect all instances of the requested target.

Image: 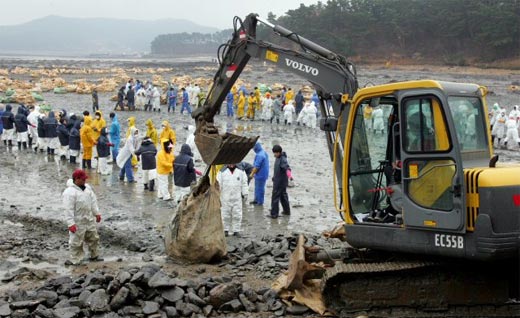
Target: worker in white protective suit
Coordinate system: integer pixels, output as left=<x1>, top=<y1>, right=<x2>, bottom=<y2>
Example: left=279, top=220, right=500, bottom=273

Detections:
left=503, top=115, right=520, bottom=149
left=62, top=169, right=102, bottom=265
left=371, top=106, right=385, bottom=134
left=261, top=93, right=273, bottom=121
left=151, top=86, right=161, bottom=112
left=217, top=163, right=249, bottom=236
left=491, top=109, right=507, bottom=147
left=185, top=125, right=201, bottom=163
left=303, top=101, right=318, bottom=128
left=283, top=100, right=295, bottom=125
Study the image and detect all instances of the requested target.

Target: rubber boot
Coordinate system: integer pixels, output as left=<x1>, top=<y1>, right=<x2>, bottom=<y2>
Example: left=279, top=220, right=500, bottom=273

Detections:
left=47, top=147, right=51, bottom=155
left=144, top=183, right=149, bottom=190
left=22, top=142, right=27, bottom=149
left=3, top=140, right=6, bottom=146
left=82, top=159, right=87, bottom=169
left=276, top=118, right=280, bottom=124
left=87, top=160, right=92, bottom=169
left=17, top=142, right=22, bottom=150
left=28, top=137, right=32, bottom=148
left=70, top=156, right=76, bottom=164
left=8, top=140, right=13, bottom=147
left=284, top=119, right=287, bottom=125
left=60, top=155, right=66, bottom=161
left=149, top=180, right=155, bottom=191
left=50, top=148, right=55, bottom=155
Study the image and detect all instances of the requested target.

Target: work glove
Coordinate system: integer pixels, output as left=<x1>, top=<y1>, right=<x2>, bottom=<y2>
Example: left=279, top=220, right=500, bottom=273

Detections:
left=195, top=169, right=202, bottom=176
left=107, top=143, right=114, bottom=147
left=96, top=215, right=101, bottom=223
left=68, top=224, right=77, bottom=233
left=287, top=169, right=294, bottom=181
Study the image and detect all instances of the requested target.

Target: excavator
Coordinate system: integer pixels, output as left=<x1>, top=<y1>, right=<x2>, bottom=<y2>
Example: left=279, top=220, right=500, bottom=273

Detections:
left=191, top=13, right=520, bottom=316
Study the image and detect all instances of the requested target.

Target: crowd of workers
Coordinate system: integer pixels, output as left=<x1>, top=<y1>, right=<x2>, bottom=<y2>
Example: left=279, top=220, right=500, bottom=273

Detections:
left=0, top=89, right=296, bottom=265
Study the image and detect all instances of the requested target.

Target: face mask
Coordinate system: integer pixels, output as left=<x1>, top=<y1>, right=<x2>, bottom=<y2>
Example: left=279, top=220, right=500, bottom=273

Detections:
left=96, top=116, right=100, bottom=119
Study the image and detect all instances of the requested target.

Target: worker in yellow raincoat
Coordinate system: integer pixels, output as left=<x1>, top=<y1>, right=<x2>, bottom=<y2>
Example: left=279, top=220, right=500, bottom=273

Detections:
left=145, top=119, right=159, bottom=145
left=80, top=116, right=96, bottom=169
left=236, top=91, right=246, bottom=119
left=246, top=92, right=257, bottom=120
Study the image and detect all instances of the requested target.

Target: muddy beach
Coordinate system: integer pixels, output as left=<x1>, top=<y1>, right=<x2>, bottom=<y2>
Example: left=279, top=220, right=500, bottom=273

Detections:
left=1, top=58, right=520, bottom=317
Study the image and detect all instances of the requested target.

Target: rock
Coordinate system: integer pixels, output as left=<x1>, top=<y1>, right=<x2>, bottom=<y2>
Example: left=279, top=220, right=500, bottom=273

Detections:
left=187, top=292, right=206, bottom=307
left=86, top=289, right=109, bottom=312
left=11, top=309, right=31, bottom=318
left=46, top=276, right=72, bottom=288
left=275, top=307, right=285, bottom=316
left=209, top=283, right=239, bottom=308
left=286, top=304, right=309, bottom=315
left=148, top=270, right=176, bottom=288
left=142, top=301, right=159, bottom=314
left=36, top=290, right=59, bottom=307
left=9, top=299, right=42, bottom=310
left=202, top=304, right=213, bottom=316
left=255, top=246, right=271, bottom=257
left=0, top=303, right=11, bottom=317
left=82, top=273, right=105, bottom=287
left=269, top=300, right=283, bottom=312
left=239, top=294, right=256, bottom=312
left=106, top=279, right=121, bottom=295
left=53, top=306, right=81, bottom=318
left=263, top=289, right=278, bottom=303
left=33, top=304, right=53, bottom=318
left=161, top=286, right=184, bottom=303
left=219, top=299, right=243, bottom=313
left=115, top=271, right=131, bottom=284
left=163, top=306, right=178, bottom=318
left=78, top=290, right=92, bottom=307
left=120, top=306, right=142, bottom=315
left=92, top=313, right=122, bottom=318
left=126, top=283, right=140, bottom=301
left=54, top=299, right=75, bottom=309
left=181, top=303, right=202, bottom=316
left=8, top=289, right=28, bottom=302
left=142, top=254, right=153, bottom=262
left=69, top=288, right=83, bottom=297
left=256, top=302, right=269, bottom=312
left=57, top=283, right=73, bottom=295
left=130, top=271, right=145, bottom=283
left=109, top=287, right=129, bottom=310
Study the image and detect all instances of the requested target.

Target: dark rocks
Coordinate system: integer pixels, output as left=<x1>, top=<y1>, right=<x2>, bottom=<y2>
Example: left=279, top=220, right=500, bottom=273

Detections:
left=163, top=306, right=178, bottom=318
left=109, top=287, right=129, bottom=310
left=115, top=270, right=131, bottom=285
left=11, top=309, right=31, bottom=318
left=239, top=293, right=256, bottom=312
left=9, top=299, right=42, bottom=310
left=142, top=301, right=160, bottom=314
left=219, top=299, right=243, bottom=312
left=209, top=283, right=239, bottom=307
left=148, top=270, right=177, bottom=288
left=33, top=304, right=53, bottom=318
left=0, top=303, right=11, bottom=317
left=36, top=290, right=59, bottom=307
left=286, top=304, right=309, bottom=315
left=53, top=306, right=81, bottom=318
left=86, top=289, right=109, bottom=312
left=161, top=286, right=184, bottom=303
left=187, top=291, right=206, bottom=307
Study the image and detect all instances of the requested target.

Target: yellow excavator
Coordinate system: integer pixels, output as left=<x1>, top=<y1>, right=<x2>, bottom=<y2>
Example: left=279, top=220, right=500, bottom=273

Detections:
left=192, top=13, right=520, bottom=316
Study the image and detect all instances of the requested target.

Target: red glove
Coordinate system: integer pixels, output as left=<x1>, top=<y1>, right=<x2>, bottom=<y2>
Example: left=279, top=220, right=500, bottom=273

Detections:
left=69, top=224, right=77, bottom=233
left=96, top=215, right=101, bottom=223
left=195, top=169, right=202, bottom=176
left=107, top=143, right=114, bottom=147
left=286, top=169, right=293, bottom=180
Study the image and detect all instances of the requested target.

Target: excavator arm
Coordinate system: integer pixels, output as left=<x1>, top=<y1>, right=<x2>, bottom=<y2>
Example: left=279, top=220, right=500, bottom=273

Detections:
left=193, top=14, right=358, bottom=194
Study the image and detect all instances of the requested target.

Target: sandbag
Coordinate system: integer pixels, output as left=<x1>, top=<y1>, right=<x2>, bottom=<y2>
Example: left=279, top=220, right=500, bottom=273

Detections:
left=164, top=177, right=227, bottom=263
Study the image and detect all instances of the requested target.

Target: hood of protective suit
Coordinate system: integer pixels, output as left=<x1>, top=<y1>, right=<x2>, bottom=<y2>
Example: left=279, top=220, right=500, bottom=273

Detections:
left=281, top=151, right=287, bottom=158
left=17, top=106, right=25, bottom=114
left=146, top=118, right=155, bottom=128
left=187, top=125, right=195, bottom=134
left=5, top=104, right=12, bottom=111
left=162, top=120, right=171, bottom=130
left=100, top=127, right=107, bottom=136
left=128, top=116, right=136, bottom=127
left=73, top=120, right=82, bottom=130
left=95, top=110, right=103, bottom=118
left=253, top=142, right=263, bottom=153
left=129, top=126, right=138, bottom=136
left=60, top=109, right=67, bottom=117
left=66, top=179, right=75, bottom=188
left=141, top=138, right=153, bottom=146
left=84, top=116, right=92, bottom=126
left=180, top=144, right=193, bottom=156
left=48, top=111, right=56, bottom=119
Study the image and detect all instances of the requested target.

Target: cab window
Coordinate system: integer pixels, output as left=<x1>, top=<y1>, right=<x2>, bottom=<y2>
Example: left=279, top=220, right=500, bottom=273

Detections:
left=403, top=96, right=450, bottom=152
left=447, top=96, right=488, bottom=152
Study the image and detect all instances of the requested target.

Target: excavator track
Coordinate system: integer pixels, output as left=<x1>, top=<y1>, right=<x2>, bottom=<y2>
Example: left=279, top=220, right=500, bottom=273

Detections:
left=321, top=259, right=520, bottom=317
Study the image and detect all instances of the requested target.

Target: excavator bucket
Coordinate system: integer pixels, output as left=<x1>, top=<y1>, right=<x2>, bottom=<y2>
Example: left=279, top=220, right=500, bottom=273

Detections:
left=195, top=122, right=259, bottom=166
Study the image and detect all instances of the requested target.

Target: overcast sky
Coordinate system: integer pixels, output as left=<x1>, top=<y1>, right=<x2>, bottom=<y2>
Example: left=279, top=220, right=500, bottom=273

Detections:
left=0, top=0, right=318, bottom=29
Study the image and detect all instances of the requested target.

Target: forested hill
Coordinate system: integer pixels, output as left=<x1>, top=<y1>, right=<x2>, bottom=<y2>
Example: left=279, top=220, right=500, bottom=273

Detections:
left=151, top=0, right=520, bottom=65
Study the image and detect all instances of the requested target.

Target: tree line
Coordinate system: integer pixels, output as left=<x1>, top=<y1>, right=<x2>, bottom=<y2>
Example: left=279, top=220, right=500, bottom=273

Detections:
left=151, top=0, right=519, bottom=65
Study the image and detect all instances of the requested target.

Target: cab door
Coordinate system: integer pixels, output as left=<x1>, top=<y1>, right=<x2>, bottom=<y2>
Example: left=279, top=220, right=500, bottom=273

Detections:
left=398, top=90, right=465, bottom=232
